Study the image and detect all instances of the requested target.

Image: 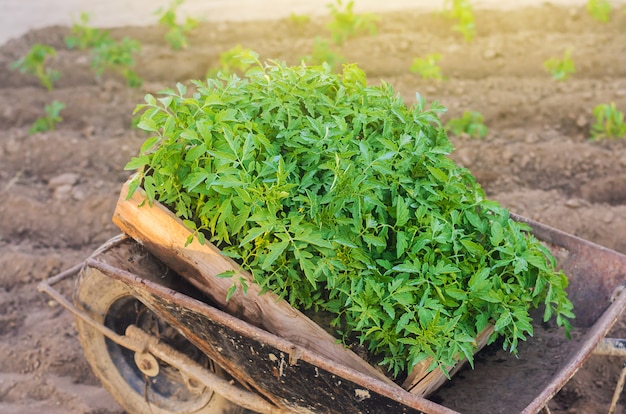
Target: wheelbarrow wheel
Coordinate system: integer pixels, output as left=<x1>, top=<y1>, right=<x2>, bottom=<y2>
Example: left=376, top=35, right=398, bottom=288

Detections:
left=74, top=265, right=244, bottom=414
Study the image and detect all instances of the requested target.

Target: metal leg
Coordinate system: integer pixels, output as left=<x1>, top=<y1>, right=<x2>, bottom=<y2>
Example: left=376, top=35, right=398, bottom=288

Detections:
left=608, top=360, right=626, bottom=414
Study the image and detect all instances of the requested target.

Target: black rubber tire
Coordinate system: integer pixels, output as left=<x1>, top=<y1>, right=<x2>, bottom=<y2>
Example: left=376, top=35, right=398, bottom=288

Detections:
left=74, top=265, right=244, bottom=414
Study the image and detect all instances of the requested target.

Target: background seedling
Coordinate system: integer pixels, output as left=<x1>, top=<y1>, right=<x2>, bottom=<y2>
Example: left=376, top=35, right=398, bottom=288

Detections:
left=207, top=45, right=260, bottom=78
left=302, top=37, right=346, bottom=70
left=590, top=102, right=626, bottom=140
left=288, top=13, right=311, bottom=28
left=326, top=0, right=378, bottom=45
left=29, top=100, right=65, bottom=134
left=442, top=0, right=476, bottom=42
left=91, top=37, right=142, bottom=87
left=544, top=48, right=575, bottom=81
left=587, top=0, right=612, bottom=22
left=155, top=0, right=198, bottom=50
left=65, top=12, right=111, bottom=50
left=446, top=111, right=488, bottom=138
left=410, top=54, right=444, bottom=80
left=11, top=44, right=60, bottom=91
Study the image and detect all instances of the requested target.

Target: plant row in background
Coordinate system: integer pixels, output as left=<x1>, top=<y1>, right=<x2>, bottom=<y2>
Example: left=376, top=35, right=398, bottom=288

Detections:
left=12, top=0, right=625, bottom=139
left=10, top=0, right=195, bottom=134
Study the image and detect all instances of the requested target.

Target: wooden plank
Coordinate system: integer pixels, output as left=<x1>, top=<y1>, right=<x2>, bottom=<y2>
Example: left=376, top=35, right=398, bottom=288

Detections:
left=403, top=325, right=494, bottom=396
left=112, top=180, right=397, bottom=387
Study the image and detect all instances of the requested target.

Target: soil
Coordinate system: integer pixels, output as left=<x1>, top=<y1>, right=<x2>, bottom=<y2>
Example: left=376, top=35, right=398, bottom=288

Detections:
left=1, top=3, right=626, bottom=413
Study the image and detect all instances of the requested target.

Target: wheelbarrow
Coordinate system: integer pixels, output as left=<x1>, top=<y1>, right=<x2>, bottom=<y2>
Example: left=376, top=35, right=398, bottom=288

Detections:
left=39, top=204, right=626, bottom=413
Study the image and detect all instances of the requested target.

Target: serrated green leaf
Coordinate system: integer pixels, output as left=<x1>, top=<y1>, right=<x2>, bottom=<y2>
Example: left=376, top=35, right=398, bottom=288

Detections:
left=460, top=239, right=486, bottom=256
left=396, top=196, right=410, bottom=227
left=426, top=166, right=448, bottom=183
left=124, top=155, right=150, bottom=170
left=140, top=136, right=161, bottom=153
left=262, top=240, right=289, bottom=270
left=185, top=143, right=206, bottom=162
left=494, top=310, right=512, bottom=332
left=362, top=233, right=386, bottom=247
left=392, top=263, right=421, bottom=274
left=239, top=225, right=272, bottom=247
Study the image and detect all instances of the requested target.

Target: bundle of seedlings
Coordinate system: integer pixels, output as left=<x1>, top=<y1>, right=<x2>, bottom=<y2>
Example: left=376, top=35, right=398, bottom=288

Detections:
left=124, top=56, right=574, bottom=383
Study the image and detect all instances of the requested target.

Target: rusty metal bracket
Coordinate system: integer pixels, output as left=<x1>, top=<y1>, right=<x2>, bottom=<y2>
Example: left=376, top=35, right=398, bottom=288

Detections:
left=593, top=338, right=626, bottom=414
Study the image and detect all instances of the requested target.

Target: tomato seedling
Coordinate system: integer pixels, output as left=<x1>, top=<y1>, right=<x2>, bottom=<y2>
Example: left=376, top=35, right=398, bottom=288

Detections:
left=590, top=102, right=626, bottom=140
left=587, top=0, right=612, bottom=22
left=155, top=0, right=198, bottom=50
left=91, top=37, right=142, bottom=87
left=288, top=13, right=311, bottom=29
left=302, top=37, right=346, bottom=70
left=410, top=54, right=444, bottom=80
left=326, top=0, right=378, bottom=45
left=544, top=48, right=575, bottom=81
left=206, top=45, right=259, bottom=78
left=65, top=12, right=111, bottom=50
left=446, top=111, right=488, bottom=138
left=442, top=0, right=476, bottom=42
left=29, top=100, right=65, bottom=134
left=11, top=44, right=60, bottom=91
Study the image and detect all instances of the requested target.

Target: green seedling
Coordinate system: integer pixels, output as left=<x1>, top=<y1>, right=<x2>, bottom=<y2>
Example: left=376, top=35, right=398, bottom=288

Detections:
left=11, top=44, right=60, bottom=91
left=446, top=111, right=488, bottom=138
left=29, top=100, right=65, bottom=134
left=544, top=48, right=575, bottom=81
left=155, top=0, right=198, bottom=50
left=410, top=54, right=444, bottom=80
left=207, top=45, right=260, bottom=78
left=302, top=37, right=346, bottom=70
left=326, top=0, right=378, bottom=45
left=126, top=61, right=573, bottom=379
left=587, top=0, right=611, bottom=22
left=288, top=13, right=311, bottom=28
left=590, top=102, right=626, bottom=140
left=443, top=0, right=476, bottom=42
left=91, top=37, right=142, bottom=87
left=65, top=12, right=111, bottom=50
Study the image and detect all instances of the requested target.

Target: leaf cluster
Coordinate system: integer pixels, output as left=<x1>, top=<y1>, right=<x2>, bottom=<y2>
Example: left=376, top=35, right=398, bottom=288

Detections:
left=288, top=13, right=311, bottom=28
left=63, top=13, right=142, bottom=87
left=544, top=48, right=575, bottom=81
left=207, top=45, right=258, bottom=78
left=65, top=12, right=111, bottom=50
left=29, top=100, right=65, bottom=134
left=590, top=102, right=626, bottom=140
left=445, top=111, right=488, bottom=139
left=126, top=60, right=573, bottom=378
left=302, top=37, right=346, bottom=70
left=155, top=0, right=199, bottom=50
left=91, top=37, right=143, bottom=87
left=410, top=54, right=444, bottom=80
left=587, top=0, right=612, bottom=22
left=442, top=0, right=476, bottom=42
left=326, top=0, right=379, bottom=45
left=11, top=44, right=60, bottom=91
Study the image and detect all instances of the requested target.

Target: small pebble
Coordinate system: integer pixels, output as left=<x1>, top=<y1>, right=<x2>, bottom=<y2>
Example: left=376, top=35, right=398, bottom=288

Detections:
left=48, top=173, right=80, bottom=189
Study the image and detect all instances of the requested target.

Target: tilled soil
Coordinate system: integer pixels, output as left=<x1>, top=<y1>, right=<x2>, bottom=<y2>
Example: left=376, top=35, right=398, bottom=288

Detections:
left=1, top=3, right=625, bottom=413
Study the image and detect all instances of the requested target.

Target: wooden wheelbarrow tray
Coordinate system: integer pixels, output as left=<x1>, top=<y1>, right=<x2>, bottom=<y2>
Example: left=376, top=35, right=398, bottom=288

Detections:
left=39, top=188, right=626, bottom=413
